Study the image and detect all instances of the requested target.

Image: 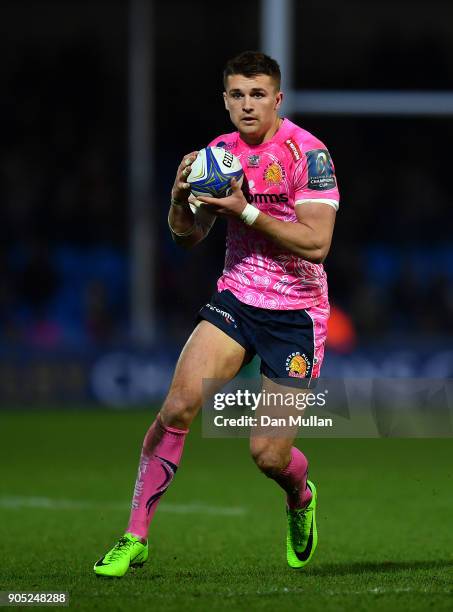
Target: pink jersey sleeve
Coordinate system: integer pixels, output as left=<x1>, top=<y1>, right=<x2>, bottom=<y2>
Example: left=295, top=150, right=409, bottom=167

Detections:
left=291, top=137, right=340, bottom=211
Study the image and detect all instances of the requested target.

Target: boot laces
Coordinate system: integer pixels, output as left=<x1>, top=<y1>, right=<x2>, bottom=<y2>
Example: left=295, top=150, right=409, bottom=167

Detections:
left=108, top=537, right=135, bottom=561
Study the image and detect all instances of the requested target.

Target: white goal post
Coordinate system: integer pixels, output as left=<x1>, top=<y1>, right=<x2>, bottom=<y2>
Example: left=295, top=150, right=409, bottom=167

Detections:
left=261, top=0, right=453, bottom=116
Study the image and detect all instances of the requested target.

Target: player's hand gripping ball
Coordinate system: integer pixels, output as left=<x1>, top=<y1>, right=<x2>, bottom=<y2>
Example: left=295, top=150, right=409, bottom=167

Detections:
left=187, top=147, right=243, bottom=205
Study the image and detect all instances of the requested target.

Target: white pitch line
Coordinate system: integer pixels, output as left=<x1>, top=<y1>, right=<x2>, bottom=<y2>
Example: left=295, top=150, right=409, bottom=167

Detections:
left=98, top=586, right=451, bottom=600
left=222, top=586, right=452, bottom=598
left=0, top=496, right=246, bottom=516
left=325, top=587, right=452, bottom=596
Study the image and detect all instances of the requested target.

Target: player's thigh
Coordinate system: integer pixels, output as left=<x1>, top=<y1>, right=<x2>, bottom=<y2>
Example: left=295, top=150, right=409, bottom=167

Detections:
left=249, top=375, right=301, bottom=472
left=160, top=320, right=248, bottom=427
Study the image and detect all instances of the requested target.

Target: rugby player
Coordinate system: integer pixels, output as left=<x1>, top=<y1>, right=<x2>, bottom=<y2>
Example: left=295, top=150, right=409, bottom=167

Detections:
left=94, top=50, right=339, bottom=577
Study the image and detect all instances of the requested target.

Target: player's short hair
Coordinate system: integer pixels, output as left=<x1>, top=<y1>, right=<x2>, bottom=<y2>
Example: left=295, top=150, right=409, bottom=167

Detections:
left=223, top=51, right=281, bottom=90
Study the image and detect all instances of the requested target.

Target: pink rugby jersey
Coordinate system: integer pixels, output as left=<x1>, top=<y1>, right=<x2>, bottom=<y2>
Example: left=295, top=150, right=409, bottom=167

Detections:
left=208, top=118, right=340, bottom=310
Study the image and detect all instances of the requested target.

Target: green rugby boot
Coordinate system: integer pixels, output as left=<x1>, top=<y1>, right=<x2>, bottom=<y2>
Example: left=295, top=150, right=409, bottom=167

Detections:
left=94, top=533, right=148, bottom=577
left=286, top=480, right=318, bottom=569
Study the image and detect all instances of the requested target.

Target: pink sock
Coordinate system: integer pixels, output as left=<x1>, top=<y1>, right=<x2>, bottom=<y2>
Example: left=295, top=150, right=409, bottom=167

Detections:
left=127, top=417, right=188, bottom=539
left=275, top=447, right=312, bottom=510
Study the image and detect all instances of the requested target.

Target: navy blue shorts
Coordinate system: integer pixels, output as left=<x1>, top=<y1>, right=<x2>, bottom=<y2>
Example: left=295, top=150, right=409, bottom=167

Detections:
left=197, top=289, right=320, bottom=381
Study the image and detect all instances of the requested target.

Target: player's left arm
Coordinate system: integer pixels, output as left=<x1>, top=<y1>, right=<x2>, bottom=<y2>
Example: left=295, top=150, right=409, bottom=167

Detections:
left=253, top=199, right=336, bottom=263
left=196, top=180, right=336, bottom=264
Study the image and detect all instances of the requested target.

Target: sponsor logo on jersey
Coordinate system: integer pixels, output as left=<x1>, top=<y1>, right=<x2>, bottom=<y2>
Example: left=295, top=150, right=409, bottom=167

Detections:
left=285, top=352, right=311, bottom=378
left=247, top=154, right=261, bottom=168
left=263, top=161, right=285, bottom=185
left=306, top=149, right=336, bottom=191
left=246, top=192, right=288, bottom=204
left=216, top=140, right=237, bottom=150
left=285, top=138, right=302, bottom=161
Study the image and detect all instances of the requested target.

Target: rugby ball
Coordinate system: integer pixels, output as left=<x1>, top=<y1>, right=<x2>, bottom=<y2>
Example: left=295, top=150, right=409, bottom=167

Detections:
left=187, top=147, right=243, bottom=199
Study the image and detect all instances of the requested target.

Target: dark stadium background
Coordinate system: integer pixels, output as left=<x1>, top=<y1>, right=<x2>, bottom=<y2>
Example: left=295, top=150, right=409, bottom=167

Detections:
left=0, top=0, right=452, bottom=402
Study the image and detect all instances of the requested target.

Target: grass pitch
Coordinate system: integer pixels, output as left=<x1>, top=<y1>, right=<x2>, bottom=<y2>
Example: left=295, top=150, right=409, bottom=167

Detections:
left=0, top=410, right=452, bottom=611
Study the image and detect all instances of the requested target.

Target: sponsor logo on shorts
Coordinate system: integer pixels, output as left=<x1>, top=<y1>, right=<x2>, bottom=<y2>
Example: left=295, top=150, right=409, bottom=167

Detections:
left=205, top=303, right=238, bottom=328
left=285, top=352, right=311, bottom=378
left=263, top=161, right=285, bottom=185
left=285, top=138, right=302, bottom=161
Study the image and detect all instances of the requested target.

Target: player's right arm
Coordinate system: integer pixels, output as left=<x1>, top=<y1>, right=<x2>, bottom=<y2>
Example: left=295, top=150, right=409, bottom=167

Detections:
left=168, top=152, right=216, bottom=248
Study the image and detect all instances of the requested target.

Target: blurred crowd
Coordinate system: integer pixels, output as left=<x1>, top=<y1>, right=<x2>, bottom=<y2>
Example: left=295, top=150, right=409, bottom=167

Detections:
left=1, top=40, right=127, bottom=348
left=1, top=30, right=452, bottom=351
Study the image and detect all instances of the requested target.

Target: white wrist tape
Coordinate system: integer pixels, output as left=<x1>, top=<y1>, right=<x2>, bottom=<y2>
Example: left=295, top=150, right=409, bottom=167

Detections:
left=240, top=203, right=260, bottom=226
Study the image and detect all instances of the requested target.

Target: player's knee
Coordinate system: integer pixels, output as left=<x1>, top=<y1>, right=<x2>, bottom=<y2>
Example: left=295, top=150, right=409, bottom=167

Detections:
left=251, top=447, right=287, bottom=478
left=160, top=393, right=198, bottom=429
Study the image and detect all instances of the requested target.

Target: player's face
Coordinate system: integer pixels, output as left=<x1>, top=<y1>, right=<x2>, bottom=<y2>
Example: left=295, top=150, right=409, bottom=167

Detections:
left=223, top=74, right=283, bottom=144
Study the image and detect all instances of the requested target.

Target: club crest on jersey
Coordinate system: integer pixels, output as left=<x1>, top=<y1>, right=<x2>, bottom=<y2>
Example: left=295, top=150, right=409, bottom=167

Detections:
left=263, top=161, right=285, bottom=185
left=284, top=139, right=302, bottom=161
left=247, top=154, right=261, bottom=168
left=285, top=352, right=311, bottom=378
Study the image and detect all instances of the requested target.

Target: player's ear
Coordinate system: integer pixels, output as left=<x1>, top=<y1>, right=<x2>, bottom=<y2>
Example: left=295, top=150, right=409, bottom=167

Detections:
left=275, top=91, right=283, bottom=111
left=223, top=91, right=229, bottom=111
